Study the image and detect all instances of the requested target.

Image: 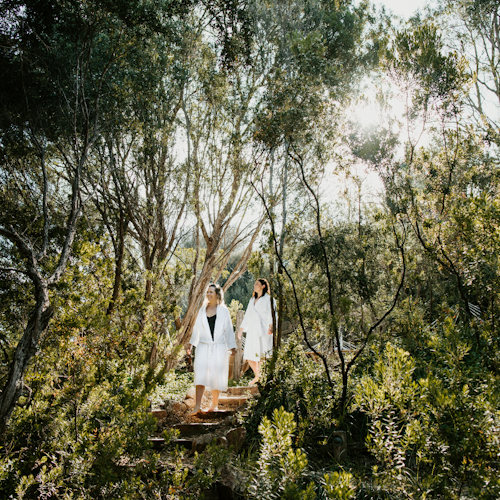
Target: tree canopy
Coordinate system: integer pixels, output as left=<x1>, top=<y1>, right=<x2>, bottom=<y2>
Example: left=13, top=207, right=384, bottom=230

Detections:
left=1, top=0, right=499, bottom=498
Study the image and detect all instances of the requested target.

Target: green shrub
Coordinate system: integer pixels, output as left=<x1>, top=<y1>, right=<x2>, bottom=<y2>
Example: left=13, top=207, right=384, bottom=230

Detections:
left=247, top=406, right=355, bottom=500
left=245, top=334, right=341, bottom=452
left=353, top=337, right=500, bottom=499
left=150, top=371, right=194, bottom=409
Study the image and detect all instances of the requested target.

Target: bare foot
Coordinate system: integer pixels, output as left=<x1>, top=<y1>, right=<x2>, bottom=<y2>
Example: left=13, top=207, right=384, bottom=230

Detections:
left=205, top=406, right=218, bottom=412
left=249, top=378, right=259, bottom=386
left=191, top=406, right=201, bottom=415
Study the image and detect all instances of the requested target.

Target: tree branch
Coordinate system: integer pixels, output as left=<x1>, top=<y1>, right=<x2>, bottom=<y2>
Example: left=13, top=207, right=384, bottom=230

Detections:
left=251, top=177, right=334, bottom=389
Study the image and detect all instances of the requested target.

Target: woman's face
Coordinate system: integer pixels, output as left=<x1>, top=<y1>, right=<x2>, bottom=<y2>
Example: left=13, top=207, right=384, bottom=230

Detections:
left=254, top=280, right=265, bottom=295
left=206, top=286, right=217, bottom=303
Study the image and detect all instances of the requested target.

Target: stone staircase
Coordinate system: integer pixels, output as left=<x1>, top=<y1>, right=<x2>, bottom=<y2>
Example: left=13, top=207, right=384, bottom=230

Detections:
left=149, top=385, right=259, bottom=453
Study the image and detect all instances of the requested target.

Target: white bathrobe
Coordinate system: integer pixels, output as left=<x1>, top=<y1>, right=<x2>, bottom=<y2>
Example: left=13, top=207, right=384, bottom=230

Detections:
left=189, top=304, right=237, bottom=392
left=240, top=293, right=276, bottom=362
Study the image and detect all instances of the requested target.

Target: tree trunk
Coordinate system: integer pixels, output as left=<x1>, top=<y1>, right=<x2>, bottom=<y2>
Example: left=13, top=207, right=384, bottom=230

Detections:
left=107, top=212, right=129, bottom=316
left=0, top=285, right=53, bottom=434
left=276, top=275, right=283, bottom=348
left=276, top=144, right=288, bottom=348
left=232, top=310, right=245, bottom=381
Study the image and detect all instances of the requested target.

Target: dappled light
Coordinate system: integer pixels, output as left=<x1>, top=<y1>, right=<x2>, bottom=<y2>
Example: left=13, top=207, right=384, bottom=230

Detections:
left=1, top=0, right=499, bottom=498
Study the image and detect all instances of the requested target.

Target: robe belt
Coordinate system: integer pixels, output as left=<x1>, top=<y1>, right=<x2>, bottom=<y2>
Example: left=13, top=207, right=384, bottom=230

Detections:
left=198, top=340, right=228, bottom=358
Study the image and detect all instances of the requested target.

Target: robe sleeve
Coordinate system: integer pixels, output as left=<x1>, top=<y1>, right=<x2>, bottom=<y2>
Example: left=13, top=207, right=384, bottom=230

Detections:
left=189, top=310, right=201, bottom=347
left=239, top=298, right=253, bottom=332
left=223, top=308, right=237, bottom=350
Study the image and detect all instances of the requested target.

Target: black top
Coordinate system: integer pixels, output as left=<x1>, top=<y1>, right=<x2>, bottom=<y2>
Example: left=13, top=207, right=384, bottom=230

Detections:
left=207, top=314, right=217, bottom=340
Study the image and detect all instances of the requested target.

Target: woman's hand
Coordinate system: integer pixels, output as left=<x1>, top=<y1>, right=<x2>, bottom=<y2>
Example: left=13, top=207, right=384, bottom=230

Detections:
left=230, top=348, right=237, bottom=356
left=186, top=346, right=192, bottom=356
left=268, top=325, right=273, bottom=335
left=238, top=327, right=243, bottom=340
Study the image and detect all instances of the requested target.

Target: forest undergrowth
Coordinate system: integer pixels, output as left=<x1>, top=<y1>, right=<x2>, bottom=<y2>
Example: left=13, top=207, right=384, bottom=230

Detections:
left=1, top=0, right=500, bottom=498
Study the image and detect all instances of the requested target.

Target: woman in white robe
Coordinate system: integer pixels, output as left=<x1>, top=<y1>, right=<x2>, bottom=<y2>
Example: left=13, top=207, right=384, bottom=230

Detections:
left=187, top=283, right=237, bottom=413
left=238, top=278, right=276, bottom=385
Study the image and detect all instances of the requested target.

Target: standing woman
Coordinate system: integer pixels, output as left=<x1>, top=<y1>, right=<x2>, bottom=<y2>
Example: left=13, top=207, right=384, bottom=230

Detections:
left=186, top=283, right=237, bottom=413
left=237, top=278, right=276, bottom=386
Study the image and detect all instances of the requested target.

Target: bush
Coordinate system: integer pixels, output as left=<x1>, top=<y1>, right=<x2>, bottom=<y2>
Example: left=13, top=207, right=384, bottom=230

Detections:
left=247, top=406, right=355, bottom=500
left=1, top=379, right=157, bottom=499
left=245, top=334, right=341, bottom=451
left=353, top=336, right=500, bottom=499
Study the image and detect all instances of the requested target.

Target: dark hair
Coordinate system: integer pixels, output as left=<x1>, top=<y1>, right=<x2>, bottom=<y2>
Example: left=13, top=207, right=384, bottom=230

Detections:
left=208, top=283, right=224, bottom=305
left=254, top=278, right=270, bottom=299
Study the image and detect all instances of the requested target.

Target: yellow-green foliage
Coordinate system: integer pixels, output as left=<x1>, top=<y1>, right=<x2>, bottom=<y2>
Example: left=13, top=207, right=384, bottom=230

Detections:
left=247, top=406, right=357, bottom=500
left=353, top=339, right=500, bottom=498
left=245, top=334, right=340, bottom=448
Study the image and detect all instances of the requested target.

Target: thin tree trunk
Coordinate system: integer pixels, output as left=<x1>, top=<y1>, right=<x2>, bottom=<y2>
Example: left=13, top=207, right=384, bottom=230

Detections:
left=0, top=284, right=53, bottom=433
left=107, top=212, right=129, bottom=316
left=276, top=145, right=288, bottom=348
left=269, top=148, right=275, bottom=277
left=232, top=310, right=245, bottom=381
left=276, top=279, right=283, bottom=348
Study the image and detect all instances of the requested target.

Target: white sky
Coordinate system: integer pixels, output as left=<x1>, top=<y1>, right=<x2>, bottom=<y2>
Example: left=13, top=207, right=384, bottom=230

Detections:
left=375, top=0, right=435, bottom=18
left=338, top=0, right=443, bottom=205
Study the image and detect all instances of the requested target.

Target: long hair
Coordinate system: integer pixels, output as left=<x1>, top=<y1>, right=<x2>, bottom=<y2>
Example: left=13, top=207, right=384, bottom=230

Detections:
left=207, top=283, right=224, bottom=305
left=253, top=278, right=270, bottom=299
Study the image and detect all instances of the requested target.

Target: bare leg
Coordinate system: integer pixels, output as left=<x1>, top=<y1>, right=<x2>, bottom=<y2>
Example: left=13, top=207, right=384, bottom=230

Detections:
left=208, top=390, right=220, bottom=411
left=192, top=385, right=205, bottom=414
left=248, top=360, right=260, bottom=385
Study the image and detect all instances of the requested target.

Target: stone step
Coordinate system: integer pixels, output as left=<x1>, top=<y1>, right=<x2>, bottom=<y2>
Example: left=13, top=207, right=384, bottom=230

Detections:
left=226, top=385, right=259, bottom=396
left=173, top=438, right=193, bottom=450
left=148, top=437, right=165, bottom=449
left=193, top=409, right=234, bottom=420
left=217, top=395, right=250, bottom=407
left=151, top=409, right=168, bottom=419
left=173, top=422, right=225, bottom=436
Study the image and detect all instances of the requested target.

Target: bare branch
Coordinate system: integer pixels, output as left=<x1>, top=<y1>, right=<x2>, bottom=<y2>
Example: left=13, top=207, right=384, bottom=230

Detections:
left=346, top=219, right=407, bottom=373
left=288, top=146, right=342, bottom=385
left=251, top=177, right=334, bottom=389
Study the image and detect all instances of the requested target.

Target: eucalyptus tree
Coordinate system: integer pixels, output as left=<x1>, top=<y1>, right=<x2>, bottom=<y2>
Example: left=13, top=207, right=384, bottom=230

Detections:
left=174, top=24, right=270, bottom=350
left=434, top=0, right=500, bottom=145
left=249, top=0, right=392, bottom=407
left=381, top=18, right=499, bottom=342
left=348, top=3, right=500, bottom=362
left=66, top=3, right=265, bottom=365
left=101, top=88, right=193, bottom=366
left=348, top=14, right=500, bottom=490
left=0, top=0, right=196, bottom=432
left=84, top=18, right=192, bottom=318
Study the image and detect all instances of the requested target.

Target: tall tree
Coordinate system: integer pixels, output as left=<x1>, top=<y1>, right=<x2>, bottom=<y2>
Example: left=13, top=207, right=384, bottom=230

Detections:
left=175, top=29, right=269, bottom=349
left=438, top=0, right=500, bottom=145
left=0, top=0, right=194, bottom=432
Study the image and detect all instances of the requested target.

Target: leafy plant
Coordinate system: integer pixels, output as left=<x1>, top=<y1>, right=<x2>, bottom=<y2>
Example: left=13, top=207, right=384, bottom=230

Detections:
left=247, top=406, right=356, bottom=500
